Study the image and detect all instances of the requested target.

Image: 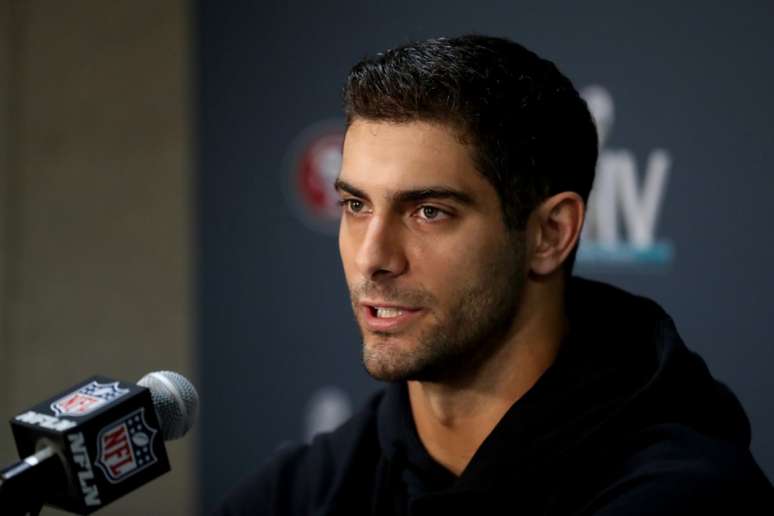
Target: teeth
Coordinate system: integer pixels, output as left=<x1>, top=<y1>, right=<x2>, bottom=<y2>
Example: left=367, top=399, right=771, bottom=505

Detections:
left=375, top=307, right=404, bottom=318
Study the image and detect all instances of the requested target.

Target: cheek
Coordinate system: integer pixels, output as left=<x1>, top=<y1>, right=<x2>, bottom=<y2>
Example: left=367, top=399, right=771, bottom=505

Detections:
left=407, top=238, right=480, bottom=287
left=410, top=232, right=509, bottom=290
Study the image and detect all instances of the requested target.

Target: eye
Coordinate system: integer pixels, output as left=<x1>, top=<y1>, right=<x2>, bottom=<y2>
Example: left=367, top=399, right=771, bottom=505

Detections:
left=347, top=200, right=364, bottom=213
left=339, top=199, right=366, bottom=214
left=415, top=205, right=449, bottom=222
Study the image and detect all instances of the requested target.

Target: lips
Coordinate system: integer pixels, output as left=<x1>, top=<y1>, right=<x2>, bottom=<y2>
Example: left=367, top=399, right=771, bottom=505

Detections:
left=359, top=302, right=423, bottom=332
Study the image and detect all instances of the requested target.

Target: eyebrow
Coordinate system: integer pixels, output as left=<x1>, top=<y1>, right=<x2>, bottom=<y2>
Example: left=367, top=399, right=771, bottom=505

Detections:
left=334, top=179, right=475, bottom=206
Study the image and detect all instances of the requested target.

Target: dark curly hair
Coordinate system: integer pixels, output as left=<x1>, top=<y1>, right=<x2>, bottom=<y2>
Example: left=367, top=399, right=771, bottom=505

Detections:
left=343, top=35, right=598, bottom=271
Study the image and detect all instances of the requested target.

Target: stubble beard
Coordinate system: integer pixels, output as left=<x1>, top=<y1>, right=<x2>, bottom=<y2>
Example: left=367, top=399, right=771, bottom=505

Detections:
left=352, top=234, right=526, bottom=384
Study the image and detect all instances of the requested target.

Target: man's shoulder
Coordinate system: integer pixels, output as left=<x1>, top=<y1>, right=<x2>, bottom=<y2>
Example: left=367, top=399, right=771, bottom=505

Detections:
left=574, top=423, right=774, bottom=515
left=213, top=389, right=386, bottom=516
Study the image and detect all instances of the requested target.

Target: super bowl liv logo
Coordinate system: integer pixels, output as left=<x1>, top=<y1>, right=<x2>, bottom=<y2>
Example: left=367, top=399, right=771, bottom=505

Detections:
left=578, top=85, right=674, bottom=267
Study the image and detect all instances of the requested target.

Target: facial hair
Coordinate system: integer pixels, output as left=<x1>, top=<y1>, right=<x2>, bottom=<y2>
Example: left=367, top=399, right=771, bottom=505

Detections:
left=350, top=233, right=526, bottom=383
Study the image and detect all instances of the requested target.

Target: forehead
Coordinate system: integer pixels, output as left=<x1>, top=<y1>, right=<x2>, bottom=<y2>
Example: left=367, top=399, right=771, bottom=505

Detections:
left=339, top=120, right=483, bottom=192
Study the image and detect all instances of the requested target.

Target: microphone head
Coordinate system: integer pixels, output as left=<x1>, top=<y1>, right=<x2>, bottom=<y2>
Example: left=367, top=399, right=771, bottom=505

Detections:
left=137, top=371, right=198, bottom=441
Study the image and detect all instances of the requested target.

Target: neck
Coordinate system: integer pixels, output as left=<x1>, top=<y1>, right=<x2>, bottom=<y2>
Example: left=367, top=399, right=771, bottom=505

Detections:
left=407, top=274, right=567, bottom=476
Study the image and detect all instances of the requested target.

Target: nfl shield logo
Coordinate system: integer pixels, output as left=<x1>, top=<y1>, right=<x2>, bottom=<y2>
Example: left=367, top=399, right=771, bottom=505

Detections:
left=51, top=381, right=130, bottom=417
left=95, top=407, right=159, bottom=483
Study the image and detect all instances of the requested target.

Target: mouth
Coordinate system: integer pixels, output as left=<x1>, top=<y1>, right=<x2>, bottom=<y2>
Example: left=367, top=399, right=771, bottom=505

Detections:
left=359, top=302, right=424, bottom=333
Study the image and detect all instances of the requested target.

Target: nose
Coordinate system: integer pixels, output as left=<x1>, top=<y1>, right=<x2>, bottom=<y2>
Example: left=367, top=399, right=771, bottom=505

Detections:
left=355, top=216, right=408, bottom=280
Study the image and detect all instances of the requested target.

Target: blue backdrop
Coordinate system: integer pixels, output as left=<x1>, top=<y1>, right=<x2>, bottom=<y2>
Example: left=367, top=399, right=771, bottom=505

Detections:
left=196, top=1, right=774, bottom=512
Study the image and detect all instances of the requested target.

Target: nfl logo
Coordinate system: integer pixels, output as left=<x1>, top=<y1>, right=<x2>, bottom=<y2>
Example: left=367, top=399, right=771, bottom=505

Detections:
left=95, top=407, right=159, bottom=484
left=50, top=381, right=130, bottom=417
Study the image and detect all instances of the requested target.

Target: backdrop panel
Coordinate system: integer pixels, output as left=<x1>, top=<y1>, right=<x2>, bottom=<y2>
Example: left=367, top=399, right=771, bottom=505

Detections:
left=196, top=1, right=774, bottom=512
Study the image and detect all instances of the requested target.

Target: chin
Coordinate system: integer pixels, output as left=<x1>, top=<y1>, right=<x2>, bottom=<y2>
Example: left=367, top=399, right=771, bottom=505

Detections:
left=361, top=338, right=422, bottom=382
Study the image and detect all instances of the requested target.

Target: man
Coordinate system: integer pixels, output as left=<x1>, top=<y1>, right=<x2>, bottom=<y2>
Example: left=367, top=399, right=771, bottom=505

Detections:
left=217, top=35, right=773, bottom=515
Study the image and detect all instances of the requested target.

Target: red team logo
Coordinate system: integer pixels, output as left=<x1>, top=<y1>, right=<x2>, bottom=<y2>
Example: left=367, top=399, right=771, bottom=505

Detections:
left=50, top=381, right=130, bottom=417
left=287, top=122, right=345, bottom=232
left=95, top=408, right=158, bottom=483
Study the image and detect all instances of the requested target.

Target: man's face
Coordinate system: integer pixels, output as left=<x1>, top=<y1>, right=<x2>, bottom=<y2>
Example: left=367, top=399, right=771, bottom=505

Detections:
left=337, top=120, right=527, bottom=383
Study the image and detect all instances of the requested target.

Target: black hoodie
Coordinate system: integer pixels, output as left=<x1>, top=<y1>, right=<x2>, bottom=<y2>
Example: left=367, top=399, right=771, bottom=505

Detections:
left=215, top=278, right=774, bottom=515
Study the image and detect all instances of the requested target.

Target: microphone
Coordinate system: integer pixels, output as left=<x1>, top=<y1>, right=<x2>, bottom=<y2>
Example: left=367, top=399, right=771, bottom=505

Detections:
left=0, top=371, right=198, bottom=515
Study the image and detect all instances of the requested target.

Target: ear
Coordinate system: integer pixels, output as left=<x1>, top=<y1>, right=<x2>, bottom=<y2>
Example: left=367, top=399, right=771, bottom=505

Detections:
left=528, top=192, right=585, bottom=276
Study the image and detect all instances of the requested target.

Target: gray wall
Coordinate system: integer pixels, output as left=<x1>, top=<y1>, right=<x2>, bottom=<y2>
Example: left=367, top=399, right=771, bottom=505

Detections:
left=197, top=0, right=774, bottom=513
left=0, top=2, right=194, bottom=515
left=0, top=0, right=10, bottom=429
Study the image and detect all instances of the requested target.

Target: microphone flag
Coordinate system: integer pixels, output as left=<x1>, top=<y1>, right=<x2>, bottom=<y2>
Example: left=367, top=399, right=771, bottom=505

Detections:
left=9, top=375, right=170, bottom=514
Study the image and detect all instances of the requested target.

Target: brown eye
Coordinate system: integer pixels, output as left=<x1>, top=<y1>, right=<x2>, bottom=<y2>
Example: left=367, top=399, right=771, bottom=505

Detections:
left=421, top=206, right=439, bottom=219
left=348, top=200, right=364, bottom=213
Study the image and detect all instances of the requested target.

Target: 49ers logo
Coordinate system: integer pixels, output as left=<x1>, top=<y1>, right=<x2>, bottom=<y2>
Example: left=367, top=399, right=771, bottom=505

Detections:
left=285, top=121, right=345, bottom=233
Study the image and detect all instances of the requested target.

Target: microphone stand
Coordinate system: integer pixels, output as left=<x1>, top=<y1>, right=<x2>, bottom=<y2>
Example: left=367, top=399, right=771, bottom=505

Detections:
left=1, top=447, right=62, bottom=516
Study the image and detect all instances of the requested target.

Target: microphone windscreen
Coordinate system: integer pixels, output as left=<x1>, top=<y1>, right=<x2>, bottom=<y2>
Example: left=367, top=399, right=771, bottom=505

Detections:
left=137, top=371, right=198, bottom=440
